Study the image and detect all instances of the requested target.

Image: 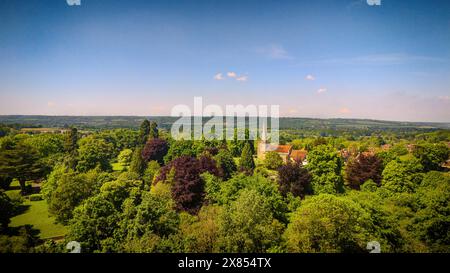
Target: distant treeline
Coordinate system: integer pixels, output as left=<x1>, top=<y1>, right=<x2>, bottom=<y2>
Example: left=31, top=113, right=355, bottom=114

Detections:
left=0, top=115, right=449, bottom=134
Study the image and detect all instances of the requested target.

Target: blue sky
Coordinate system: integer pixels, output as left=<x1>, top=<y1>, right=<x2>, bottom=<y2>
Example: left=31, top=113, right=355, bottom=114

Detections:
left=0, top=0, right=449, bottom=121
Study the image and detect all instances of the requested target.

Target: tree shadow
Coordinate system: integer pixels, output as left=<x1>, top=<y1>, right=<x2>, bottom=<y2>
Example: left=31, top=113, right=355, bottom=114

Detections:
left=8, top=185, right=21, bottom=191
left=11, top=204, right=31, bottom=217
left=4, top=224, right=41, bottom=239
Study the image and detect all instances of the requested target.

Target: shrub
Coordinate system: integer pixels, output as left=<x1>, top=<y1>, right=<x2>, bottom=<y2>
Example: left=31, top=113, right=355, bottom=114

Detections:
left=264, top=151, right=283, bottom=170
left=360, top=179, right=378, bottom=192
left=29, top=194, right=43, bottom=201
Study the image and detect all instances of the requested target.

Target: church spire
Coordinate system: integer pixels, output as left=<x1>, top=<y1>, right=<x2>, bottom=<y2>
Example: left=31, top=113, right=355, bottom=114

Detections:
left=260, top=119, right=268, bottom=143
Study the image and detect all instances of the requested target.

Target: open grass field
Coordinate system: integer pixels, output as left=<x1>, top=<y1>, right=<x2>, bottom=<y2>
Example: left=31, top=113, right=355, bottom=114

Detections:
left=9, top=200, right=67, bottom=240
left=5, top=179, right=67, bottom=240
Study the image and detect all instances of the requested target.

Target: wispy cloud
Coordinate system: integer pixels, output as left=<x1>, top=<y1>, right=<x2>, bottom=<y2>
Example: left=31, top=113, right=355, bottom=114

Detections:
left=236, top=75, right=248, bottom=82
left=227, top=72, right=237, bottom=78
left=308, top=53, right=446, bottom=66
left=214, top=72, right=248, bottom=82
left=258, top=44, right=293, bottom=60
left=305, top=74, right=315, bottom=81
left=47, top=101, right=56, bottom=107
left=214, top=73, right=225, bottom=80
left=317, top=88, right=327, bottom=94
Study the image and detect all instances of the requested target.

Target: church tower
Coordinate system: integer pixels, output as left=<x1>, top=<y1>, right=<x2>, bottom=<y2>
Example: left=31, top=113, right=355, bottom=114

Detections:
left=257, top=120, right=269, bottom=160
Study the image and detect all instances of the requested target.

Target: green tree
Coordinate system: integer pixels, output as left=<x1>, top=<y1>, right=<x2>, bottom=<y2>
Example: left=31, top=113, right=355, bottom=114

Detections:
left=0, top=226, right=39, bottom=253
left=67, top=195, right=120, bottom=253
left=143, top=161, right=161, bottom=188
left=41, top=163, right=68, bottom=201
left=163, top=140, right=197, bottom=163
left=214, top=149, right=237, bottom=180
left=238, top=142, right=255, bottom=174
left=98, top=129, right=139, bottom=151
left=411, top=171, right=450, bottom=252
left=264, top=151, right=283, bottom=170
left=284, top=194, right=372, bottom=253
left=202, top=173, right=222, bottom=206
left=0, top=125, right=11, bottom=138
left=0, top=191, right=14, bottom=231
left=100, top=173, right=142, bottom=211
left=0, top=176, right=13, bottom=190
left=64, top=127, right=78, bottom=154
left=346, top=190, right=404, bottom=252
left=150, top=121, right=159, bottom=139
left=128, top=191, right=179, bottom=238
left=76, top=136, right=114, bottom=172
left=215, top=173, right=288, bottom=223
left=360, top=179, right=378, bottom=192
left=24, top=133, right=65, bottom=157
left=413, top=142, right=449, bottom=171
left=381, top=158, right=423, bottom=194
left=129, top=146, right=146, bottom=176
left=229, top=128, right=245, bottom=157
left=117, top=149, right=133, bottom=166
left=178, top=205, right=222, bottom=253
left=305, top=145, right=343, bottom=194
left=139, top=119, right=151, bottom=145
left=47, top=168, right=112, bottom=223
left=115, top=189, right=180, bottom=252
left=217, top=189, right=283, bottom=253
left=0, top=140, right=43, bottom=193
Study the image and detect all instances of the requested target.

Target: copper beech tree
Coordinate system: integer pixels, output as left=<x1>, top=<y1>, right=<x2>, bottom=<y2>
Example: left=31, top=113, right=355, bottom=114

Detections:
left=155, top=155, right=219, bottom=214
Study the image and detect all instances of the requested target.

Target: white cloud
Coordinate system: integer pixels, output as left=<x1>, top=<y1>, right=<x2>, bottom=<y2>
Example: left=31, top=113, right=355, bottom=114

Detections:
left=317, top=88, right=327, bottom=94
left=214, top=73, right=225, bottom=80
left=305, top=74, right=315, bottom=81
left=258, top=44, right=293, bottom=60
left=214, top=71, right=248, bottom=82
left=438, top=96, right=450, bottom=101
left=236, top=75, right=248, bottom=82
left=227, top=72, right=237, bottom=78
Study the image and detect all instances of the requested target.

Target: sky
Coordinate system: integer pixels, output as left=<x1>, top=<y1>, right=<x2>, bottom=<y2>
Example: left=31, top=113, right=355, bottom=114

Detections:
left=0, top=0, right=449, bottom=122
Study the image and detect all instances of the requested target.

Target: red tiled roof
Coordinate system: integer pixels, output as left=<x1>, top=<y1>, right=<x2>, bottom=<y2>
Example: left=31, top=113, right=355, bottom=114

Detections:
left=291, top=149, right=307, bottom=161
left=274, top=145, right=292, bottom=153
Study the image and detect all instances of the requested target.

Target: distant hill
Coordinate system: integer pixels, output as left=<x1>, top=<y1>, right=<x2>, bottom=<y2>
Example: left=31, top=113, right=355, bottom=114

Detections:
left=0, top=115, right=449, bottom=131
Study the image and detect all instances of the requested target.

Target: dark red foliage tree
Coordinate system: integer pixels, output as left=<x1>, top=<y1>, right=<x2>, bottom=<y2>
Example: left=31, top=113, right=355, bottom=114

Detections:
left=198, top=154, right=220, bottom=177
left=344, top=153, right=383, bottom=190
left=155, top=155, right=218, bottom=214
left=277, top=162, right=312, bottom=198
left=141, top=138, right=169, bottom=165
left=204, top=146, right=219, bottom=156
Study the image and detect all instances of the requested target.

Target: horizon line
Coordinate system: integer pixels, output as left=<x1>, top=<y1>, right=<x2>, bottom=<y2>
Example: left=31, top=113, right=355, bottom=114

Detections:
left=0, top=114, right=449, bottom=124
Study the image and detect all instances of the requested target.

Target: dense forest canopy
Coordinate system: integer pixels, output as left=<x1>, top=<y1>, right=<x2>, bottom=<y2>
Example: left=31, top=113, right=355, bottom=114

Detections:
left=0, top=117, right=449, bottom=253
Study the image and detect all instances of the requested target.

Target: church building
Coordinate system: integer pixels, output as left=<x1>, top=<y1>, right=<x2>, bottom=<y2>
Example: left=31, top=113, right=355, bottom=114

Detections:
left=256, top=123, right=308, bottom=165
